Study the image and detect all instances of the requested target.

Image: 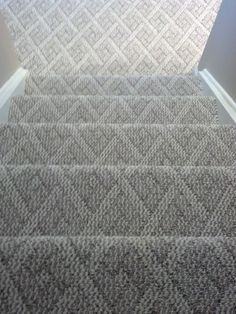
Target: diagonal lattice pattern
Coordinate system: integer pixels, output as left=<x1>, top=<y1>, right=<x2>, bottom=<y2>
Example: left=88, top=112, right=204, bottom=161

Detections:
left=0, top=165, right=235, bottom=236
left=9, top=95, right=218, bottom=124
left=0, top=237, right=236, bottom=313
left=0, top=0, right=221, bottom=75
left=0, top=124, right=236, bottom=166
left=1, top=1, right=236, bottom=311
left=25, top=74, right=203, bottom=96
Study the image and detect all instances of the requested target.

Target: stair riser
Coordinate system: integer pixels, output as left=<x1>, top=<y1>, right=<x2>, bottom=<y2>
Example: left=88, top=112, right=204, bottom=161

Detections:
left=0, top=124, right=235, bottom=166
left=25, top=75, right=203, bottom=96
left=1, top=166, right=235, bottom=236
left=9, top=96, right=218, bottom=124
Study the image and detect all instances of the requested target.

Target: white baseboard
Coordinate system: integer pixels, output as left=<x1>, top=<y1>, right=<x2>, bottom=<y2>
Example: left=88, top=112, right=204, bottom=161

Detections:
left=199, top=69, right=236, bottom=123
left=0, top=67, right=28, bottom=122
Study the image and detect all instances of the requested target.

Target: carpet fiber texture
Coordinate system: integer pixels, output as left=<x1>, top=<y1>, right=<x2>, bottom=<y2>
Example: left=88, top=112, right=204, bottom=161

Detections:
left=25, top=75, right=203, bottom=96
left=0, top=237, right=236, bottom=313
left=0, top=0, right=221, bottom=75
left=1, top=1, right=236, bottom=311
left=1, top=124, right=236, bottom=166
left=1, top=67, right=236, bottom=311
left=0, top=166, right=235, bottom=236
left=9, top=95, right=218, bottom=124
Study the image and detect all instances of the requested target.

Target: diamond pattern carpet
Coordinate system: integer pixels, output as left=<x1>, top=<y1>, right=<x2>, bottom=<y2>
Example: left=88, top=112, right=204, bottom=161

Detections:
left=1, top=124, right=236, bottom=166
left=1, top=1, right=236, bottom=309
left=1, top=237, right=236, bottom=313
left=1, top=67, right=236, bottom=310
left=9, top=95, right=218, bottom=124
left=1, top=67, right=236, bottom=311
left=0, top=0, right=221, bottom=75
left=25, top=75, right=203, bottom=96
left=0, top=166, right=235, bottom=236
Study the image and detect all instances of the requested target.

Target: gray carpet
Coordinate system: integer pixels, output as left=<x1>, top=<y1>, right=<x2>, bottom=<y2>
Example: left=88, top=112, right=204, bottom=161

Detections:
left=1, top=1, right=236, bottom=311
left=9, top=95, right=218, bottom=124
left=1, top=237, right=236, bottom=313
left=0, top=166, right=235, bottom=237
left=1, top=124, right=236, bottom=166
left=0, top=0, right=221, bottom=75
left=25, top=75, right=203, bottom=96
left=1, top=69, right=236, bottom=311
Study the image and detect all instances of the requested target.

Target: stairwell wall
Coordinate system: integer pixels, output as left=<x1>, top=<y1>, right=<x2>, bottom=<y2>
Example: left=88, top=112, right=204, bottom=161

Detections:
left=199, top=0, right=236, bottom=101
left=0, top=13, right=19, bottom=88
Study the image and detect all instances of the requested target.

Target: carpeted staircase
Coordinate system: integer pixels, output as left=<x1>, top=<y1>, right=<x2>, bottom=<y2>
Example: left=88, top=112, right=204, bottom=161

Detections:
left=1, top=73, right=236, bottom=313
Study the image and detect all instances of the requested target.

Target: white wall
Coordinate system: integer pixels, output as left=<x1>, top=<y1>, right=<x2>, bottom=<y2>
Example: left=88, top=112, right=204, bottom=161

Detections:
left=0, top=14, right=19, bottom=88
left=199, top=0, right=236, bottom=101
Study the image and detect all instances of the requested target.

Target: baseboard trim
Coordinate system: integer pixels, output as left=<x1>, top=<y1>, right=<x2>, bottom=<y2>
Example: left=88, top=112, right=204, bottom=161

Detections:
left=0, top=67, right=28, bottom=108
left=199, top=69, right=236, bottom=123
left=0, top=67, right=28, bottom=122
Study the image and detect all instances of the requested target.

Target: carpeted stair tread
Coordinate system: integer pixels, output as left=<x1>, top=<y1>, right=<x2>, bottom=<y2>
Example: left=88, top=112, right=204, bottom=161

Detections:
left=0, top=236, right=235, bottom=313
left=0, top=165, right=235, bottom=236
left=0, top=124, right=235, bottom=166
left=9, top=95, right=218, bottom=124
left=25, top=75, right=203, bottom=96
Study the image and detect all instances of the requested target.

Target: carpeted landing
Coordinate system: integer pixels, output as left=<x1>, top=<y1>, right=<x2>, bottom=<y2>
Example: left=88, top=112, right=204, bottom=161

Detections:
left=0, top=0, right=221, bottom=76
left=0, top=74, right=236, bottom=313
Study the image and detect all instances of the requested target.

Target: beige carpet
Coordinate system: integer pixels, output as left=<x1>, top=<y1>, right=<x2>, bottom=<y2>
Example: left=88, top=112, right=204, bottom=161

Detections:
left=0, top=0, right=221, bottom=75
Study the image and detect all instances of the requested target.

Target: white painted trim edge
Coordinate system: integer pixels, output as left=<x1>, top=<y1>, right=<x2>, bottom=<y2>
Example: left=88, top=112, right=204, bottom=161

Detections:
left=199, top=69, right=236, bottom=123
left=193, top=65, right=199, bottom=76
left=0, top=67, right=28, bottom=109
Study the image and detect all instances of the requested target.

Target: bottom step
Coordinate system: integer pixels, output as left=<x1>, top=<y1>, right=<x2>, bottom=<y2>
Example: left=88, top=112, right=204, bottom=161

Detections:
left=0, top=237, right=235, bottom=313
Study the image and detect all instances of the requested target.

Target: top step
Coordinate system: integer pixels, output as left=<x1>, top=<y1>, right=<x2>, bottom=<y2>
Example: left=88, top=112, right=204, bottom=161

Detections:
left=25, top=75, right=203, bottom=96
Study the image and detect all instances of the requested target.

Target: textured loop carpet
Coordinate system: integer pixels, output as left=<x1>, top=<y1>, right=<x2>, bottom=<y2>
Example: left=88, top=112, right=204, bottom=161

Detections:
left=1, top=0, right=236, bottom=311
left=1, top=237, right=236, bottom=313
left=1, top=124, right=235, bottom=166
left=1, top=66, right=236, bottom=311
left=9, top=95, right=218, bottom=124
left=0, top=0, right=221, bottom=75
left=25, top=75, right=203, bottom=96
left=0, top=166, right=235, bottom=237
